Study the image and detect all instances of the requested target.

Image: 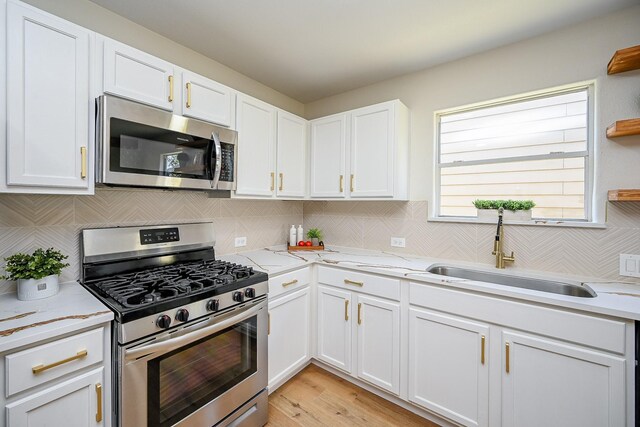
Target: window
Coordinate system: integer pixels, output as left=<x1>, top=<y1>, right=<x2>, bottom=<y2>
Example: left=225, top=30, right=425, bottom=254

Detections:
left=435, top=84, right=593, bottom=221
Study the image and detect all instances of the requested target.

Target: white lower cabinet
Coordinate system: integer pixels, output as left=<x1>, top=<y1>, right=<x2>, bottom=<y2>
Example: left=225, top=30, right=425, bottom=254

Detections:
left=6, top=367, right=105, bottom=427
left=408, top=308, right=489, bottom=427
left=268, top=287, right=311, bottom=389
left=501, top=330, right=626, bottom=427
left=316, top=285, right=352, bottom=372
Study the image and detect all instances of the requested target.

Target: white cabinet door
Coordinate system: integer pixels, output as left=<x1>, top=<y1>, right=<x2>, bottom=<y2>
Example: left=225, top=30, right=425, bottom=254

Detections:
left=350, top=102, right=395, bottom=197
left=181, top=70, right=233, bottom=127
left=408, top=308, right=489, bottom=427
left=317, top=286, right=352, bottom=373
left=6, top=0, right=92, bottom=191
left=103, top=37, right=175, bottom=111
left=276, top=111, right=307, bottom=198
left=502, top=331, right=626, bottom=427
left=6, top=367, right=104, bottom=427
left=309, top=114, right=347, bottom=198
left=235, top=94, right=276, bottom=197
left=355, top=294, right=400, bottom=395
left=268, top=287, right=310, bottom=389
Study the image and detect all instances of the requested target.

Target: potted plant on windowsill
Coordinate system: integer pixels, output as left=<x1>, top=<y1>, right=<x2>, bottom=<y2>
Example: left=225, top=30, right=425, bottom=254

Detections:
left=1, top=248, right=70, bottom=301
left=473, top=199, right=536, bottom=222
left=306, top=228, right=323, bottom=246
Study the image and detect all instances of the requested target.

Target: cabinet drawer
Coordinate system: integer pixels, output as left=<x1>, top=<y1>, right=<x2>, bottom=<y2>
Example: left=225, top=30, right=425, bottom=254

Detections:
left=409, top=282, right=627, bottom=354
left=318, top=266, right=400, bottom=301
left=269, top=268, right=310, bottom=299
left=5, top=327, right=104, bottom=397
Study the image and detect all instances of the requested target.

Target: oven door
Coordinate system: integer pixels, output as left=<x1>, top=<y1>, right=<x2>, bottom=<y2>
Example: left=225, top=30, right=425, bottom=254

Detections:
left=120, top=298, right=267, bottom=427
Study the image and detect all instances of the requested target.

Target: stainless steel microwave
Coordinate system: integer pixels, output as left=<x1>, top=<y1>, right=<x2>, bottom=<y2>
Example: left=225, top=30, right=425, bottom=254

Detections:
left=96, top=95, right=237, bottom=191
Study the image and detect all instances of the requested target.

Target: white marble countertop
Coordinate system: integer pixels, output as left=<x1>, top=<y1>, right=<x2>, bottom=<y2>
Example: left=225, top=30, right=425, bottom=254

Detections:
left=220, top=245, right=640, bottom=321
left=0, top=283, right=113, bottom=353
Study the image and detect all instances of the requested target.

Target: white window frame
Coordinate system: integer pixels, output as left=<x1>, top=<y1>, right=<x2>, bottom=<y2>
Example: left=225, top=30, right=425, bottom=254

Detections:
left=432, top=81, right=596, bottom=224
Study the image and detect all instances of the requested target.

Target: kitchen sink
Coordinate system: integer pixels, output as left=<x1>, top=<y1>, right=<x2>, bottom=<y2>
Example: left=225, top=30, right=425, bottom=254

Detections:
left=427, top=265, right=597, bottom=298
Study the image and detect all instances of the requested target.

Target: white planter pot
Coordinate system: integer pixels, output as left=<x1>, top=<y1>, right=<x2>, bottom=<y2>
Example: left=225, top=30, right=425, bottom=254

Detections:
left=477, top=209, right=532, bottom=222
left=16, top=274, right=59, bottom=301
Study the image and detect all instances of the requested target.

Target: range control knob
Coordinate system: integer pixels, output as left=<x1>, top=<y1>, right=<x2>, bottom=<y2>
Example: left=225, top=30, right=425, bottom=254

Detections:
left=244, top=288, right=256, bottom=298
left=175, top=309, right=189, bottom=322
left=233, top=291, right=245, bottom=303
left=156, top=314, right=172, bottom=329
left=206, top=299, right=220, bottom=312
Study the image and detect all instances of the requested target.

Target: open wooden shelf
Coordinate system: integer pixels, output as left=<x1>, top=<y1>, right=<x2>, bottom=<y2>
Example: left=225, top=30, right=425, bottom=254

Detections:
left=608, top=189, right=640, bottom=202
left=607, top=44, right=640, bottom=75
left=606, top=118, right=640, bottom=138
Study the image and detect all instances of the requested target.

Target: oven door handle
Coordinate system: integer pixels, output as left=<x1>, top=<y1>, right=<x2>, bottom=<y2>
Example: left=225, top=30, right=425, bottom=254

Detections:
left=124, top=302, right=263, bottom=361
left=209, top=131, right=222, bottom=189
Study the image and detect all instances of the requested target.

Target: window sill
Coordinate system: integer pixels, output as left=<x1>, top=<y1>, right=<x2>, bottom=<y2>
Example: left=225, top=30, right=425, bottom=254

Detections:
left=428, top=216, right=607, bottom=229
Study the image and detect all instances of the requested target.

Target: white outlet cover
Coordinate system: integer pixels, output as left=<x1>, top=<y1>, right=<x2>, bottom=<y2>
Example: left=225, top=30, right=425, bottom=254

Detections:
left=235, top=237, right=247, bottom=247
left=619, top=254, right=640, bottom=278
left=390, top=237, right=406, bottom=248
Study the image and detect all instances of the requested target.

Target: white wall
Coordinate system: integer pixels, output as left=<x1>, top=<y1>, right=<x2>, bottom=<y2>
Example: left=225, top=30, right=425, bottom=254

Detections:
left=305, top=5, right=640, bottom=220
left=21, top=0, right=305, bottom=116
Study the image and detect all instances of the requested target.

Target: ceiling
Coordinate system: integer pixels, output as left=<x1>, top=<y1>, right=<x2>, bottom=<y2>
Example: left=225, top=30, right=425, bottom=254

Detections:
left=88, top=0, right=638, bottom=103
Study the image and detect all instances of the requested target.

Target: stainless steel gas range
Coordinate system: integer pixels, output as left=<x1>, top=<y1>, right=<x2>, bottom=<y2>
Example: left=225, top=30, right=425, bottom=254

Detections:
left=80, top=223, right=268, bottom=427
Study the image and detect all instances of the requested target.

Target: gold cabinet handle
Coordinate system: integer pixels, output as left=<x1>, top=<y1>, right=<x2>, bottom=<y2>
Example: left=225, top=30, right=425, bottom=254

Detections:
left=279, top=173, right=284, bottom=191
left=357, top=303, right=362, bottom=325
left=186, top=82, right=192, bottom=108
left=32, top=349, right=88, bottom=374
left=270, top=172, right=275, bottom=191
left=268, top=312, right=271, bottom=335
left=344, top=300, right=349, bottom=321
left=350, top=174, right=354, bottom=192
left=168, top=75, right=174, bottom=102
left=95, top=383, right=103, bottom=422
left=339, top=175, right=344, bottom=192
left=80, top=146, right=87, bottom=179
left=505, top=342, right=510, bottom=373
left=282, top=279, right=298, bottom=287
left=481, top=335, right=485, bottom=365
left=344, top=279, right=364, bottom=287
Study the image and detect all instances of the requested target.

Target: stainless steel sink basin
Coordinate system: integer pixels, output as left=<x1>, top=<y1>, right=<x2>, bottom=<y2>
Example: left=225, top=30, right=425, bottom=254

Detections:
left=427, top=265, right=597, bottom=298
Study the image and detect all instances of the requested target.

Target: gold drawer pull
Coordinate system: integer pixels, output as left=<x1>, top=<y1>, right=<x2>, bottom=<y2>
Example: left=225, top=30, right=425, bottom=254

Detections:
left=505, top=342, right=510, bottom=373
left=186, top=82, right=192, bottom=108
left=32, top=349, right=88, bottom=374
left=481, top=335, right=485, bottom=365
left=344, top=279, right=364, bottom=287
left=344, top=300, right=349, bottom=321
left=270, top=172, right=275, bottom=191
left=279, top=173, right=284, bottom=191
left=282, top=279, right=298, bottom=287
left=95, top=383, right=103, bottom=422
left=168, top=75, right=174, bottom=102
left=357, top=303, right=362, bottom=325
left=80, top=146, right=87, bottom=179
left=339, top=175, right=344, bottom=192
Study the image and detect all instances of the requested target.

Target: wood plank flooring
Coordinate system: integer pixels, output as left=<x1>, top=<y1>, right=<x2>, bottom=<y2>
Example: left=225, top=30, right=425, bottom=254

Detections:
left=266, top=364, right=440, bottom=426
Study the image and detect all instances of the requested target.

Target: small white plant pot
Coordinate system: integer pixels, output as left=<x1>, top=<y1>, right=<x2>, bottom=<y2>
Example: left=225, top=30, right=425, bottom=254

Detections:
left=477, top=209, right=532, bottom=222
left=311, top=238, right=319, bottom=246
left=16, top=275, right=59, bottom=301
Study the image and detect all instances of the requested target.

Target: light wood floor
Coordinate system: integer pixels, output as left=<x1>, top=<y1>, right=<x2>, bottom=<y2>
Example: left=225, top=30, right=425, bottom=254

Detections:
left=266, top=364, right=440, bottom=426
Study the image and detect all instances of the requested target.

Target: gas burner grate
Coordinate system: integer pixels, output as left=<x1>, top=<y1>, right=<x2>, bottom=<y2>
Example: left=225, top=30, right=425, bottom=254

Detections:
left=89, top=260, right=255, bottom=308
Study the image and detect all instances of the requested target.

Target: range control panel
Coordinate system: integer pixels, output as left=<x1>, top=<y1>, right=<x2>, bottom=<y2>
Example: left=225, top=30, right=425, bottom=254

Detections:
left=140, top=227, right=180, bottom=245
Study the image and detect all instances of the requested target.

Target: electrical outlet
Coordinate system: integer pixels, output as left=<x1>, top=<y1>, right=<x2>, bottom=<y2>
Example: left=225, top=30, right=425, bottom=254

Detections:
left=390, top=237, right=406, bottom=248
left=235, top=237, right=247, bottom=247
left=619, top=254, right=640, bottom=278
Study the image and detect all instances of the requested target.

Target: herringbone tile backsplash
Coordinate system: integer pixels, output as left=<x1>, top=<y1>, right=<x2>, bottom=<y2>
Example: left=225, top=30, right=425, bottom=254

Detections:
left=304, top=201, right=640, bottom=284
left=2, top=192, right=639, bottom=294
left=0, top=189, right=303, bottom=294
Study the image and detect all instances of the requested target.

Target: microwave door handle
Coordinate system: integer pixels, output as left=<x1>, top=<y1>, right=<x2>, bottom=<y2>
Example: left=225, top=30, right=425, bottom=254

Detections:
left=210, top=132, right=222, bottom=189
left=124, top=302, right=263, bottom=361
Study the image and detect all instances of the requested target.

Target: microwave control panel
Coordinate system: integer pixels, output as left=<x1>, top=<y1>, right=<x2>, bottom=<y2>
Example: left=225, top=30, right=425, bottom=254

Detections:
left=219, top=142, right=234, bottom=182
left=140, top=227, right=180, bottom=245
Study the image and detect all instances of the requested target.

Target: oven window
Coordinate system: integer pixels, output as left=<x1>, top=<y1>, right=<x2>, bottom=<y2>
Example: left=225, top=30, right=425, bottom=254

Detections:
left=147, top=316, right=257, bottom=427
left=110, top=118, right=212, bottom=180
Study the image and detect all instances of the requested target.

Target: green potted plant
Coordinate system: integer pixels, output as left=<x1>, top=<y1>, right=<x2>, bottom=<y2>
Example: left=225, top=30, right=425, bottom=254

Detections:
left=473, top=199, right=536, bottom=221
left=1, top=248, right=69, bottom=301
left=306, top=228, right=323, bottom=246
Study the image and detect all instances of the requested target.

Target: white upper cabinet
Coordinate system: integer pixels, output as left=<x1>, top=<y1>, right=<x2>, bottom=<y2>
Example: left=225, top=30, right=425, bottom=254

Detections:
left=309, top=114, right=347, bottom=198
left=102, top=37, right=175, bottom=111
left=235, top=93, right=277, bottom=197
left=3, top=0, right=93, bottom=194
left=310, top=100, right=409, bottom=200
left=180, top=69, right=233, bottom=127
left=276, top=111, right=307, bottom=198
